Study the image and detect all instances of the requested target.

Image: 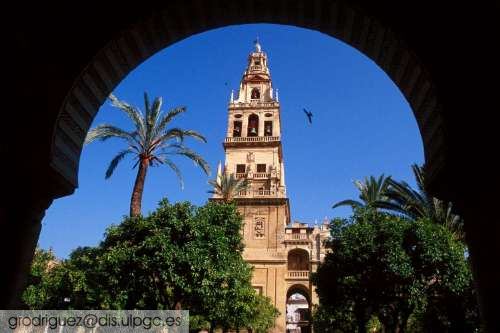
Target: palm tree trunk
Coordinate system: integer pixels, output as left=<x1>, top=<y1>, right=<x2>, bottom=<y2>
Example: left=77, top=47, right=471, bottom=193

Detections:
left=130, top=158, right=149, bottom=217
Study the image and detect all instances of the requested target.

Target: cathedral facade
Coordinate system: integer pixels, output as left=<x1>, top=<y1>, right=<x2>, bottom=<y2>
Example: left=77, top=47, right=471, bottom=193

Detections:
left=212, top=41, right=330, bottom=333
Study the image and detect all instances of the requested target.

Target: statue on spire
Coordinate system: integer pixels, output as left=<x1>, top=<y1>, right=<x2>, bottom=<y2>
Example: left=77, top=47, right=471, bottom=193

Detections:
left=254, top=37, right=261, bottom=52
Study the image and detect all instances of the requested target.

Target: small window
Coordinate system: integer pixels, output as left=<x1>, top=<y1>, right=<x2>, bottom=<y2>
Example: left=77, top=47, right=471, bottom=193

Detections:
left=236, top=164, right=246, bottom=173
left=254, top=60, right=261, bottom=66
left=233, top=121, right=242, bottom=137
left=257, top=164, right=266, bottom=173
left=264, top=121, right=273, bottom=136
left=251, top=88, right=260, bottom=99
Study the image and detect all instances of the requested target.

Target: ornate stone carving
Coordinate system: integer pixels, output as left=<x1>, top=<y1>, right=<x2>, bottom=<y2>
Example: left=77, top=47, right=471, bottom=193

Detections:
left=254, top=216, right=265, bottom=239
left=247, top=151, right=255, bottom=162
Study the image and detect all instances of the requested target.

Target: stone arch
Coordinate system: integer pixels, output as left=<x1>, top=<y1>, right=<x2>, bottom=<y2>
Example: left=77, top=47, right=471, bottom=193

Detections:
left=287, top=283, right=311, bottom=305
left=286, top=284, right=312, bottom=332
left=49, top=0, right=446, bottom=195
left=7, top=3, right=500, bottom=329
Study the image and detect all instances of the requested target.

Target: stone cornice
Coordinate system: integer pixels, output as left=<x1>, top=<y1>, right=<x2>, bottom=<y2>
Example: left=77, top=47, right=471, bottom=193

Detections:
left=223, top=140, right=281, bottom=150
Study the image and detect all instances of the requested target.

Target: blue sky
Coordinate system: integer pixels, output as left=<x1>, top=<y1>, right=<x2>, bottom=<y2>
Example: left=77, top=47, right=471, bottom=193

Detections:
left=39, top=24, right=423, bottom=258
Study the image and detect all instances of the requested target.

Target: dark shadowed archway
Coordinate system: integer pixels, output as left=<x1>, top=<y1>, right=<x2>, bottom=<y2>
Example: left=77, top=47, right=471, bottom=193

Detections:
left=6, top=1, right=499, bottom=330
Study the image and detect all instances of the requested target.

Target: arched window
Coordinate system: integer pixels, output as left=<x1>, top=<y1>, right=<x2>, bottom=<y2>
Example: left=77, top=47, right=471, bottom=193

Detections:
left=233, top=121, right=242, bottom=137
left=264, top=121, right=273, bottom=136
left=247, top=114, right=259, bottom=137
left=288, top=249, right=309, bottom=271
left=251, top=88, right=260, bottom=99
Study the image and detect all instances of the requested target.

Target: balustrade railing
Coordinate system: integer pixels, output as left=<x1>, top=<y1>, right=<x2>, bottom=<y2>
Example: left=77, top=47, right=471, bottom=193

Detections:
left=234, top=172, right=271, bottom=179
left=225, top=136, right=279, bottom=143
left=253, top=172, right=270, bottom=178
left=284, top=233, right=310, bottom=241
left=234, top=190, right=276, bottom=198
left=229, top=102, right=279, bottom=108
left=287, top=271, right=309, bottom=279
left=255, top=190, right=274, bottom=196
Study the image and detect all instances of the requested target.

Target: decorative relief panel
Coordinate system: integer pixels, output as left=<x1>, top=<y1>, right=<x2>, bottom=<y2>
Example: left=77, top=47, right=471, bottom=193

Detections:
left=254, top=216, right=266, bottom=239
left=247, top=151, right=255, bottom=162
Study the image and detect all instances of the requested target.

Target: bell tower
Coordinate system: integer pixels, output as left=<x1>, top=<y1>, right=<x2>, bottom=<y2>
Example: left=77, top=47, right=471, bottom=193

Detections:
left=224, top=39, right=287, bottom=202
left=215, top=40, right=290, bottom=332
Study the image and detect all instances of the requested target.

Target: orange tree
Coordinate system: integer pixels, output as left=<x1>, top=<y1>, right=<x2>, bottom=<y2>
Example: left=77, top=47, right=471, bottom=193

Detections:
left=312, top=208, right=478, bottom=332
left=23, top=200, right=278, bottom=332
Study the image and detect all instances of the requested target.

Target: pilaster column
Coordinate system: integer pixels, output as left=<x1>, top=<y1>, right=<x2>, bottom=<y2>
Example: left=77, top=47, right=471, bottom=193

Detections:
left=462, top=198, right=500, bottom=333
left=242, top=114, right=249, bottom=138
left=0, top=197, right=52, bottom=308
left=258, top=113, right=265, bottom=137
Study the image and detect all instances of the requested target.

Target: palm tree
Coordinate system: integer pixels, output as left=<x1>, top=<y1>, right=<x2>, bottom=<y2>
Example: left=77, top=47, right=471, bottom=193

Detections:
left=85, top=92, right=210, bottom=217
left=332, top=175, right=392, bottom=210
left=375, top=164, right=464, bottom=240
left=208, top=165, right=250, bottom=202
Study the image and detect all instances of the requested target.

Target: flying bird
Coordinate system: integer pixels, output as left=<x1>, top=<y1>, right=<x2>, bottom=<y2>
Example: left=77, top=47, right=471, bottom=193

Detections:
left=303, top=108, right=313, bottom=124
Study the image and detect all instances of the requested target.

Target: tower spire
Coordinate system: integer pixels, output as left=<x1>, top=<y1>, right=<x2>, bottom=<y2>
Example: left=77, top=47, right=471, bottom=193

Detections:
left=223, top=42, right=285, bottom=198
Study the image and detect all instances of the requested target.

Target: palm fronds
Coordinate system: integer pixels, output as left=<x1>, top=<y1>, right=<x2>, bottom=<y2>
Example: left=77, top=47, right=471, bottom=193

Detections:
left=85, top=92, right=210, bottom=216
left=332, top=174, right=391, bottom=210
left=85, top=92, right=210, bottom=180
left=333, top=165, right=464, bottom=241
left=378, top=164, right=465, bottom=241
left=208, top=172, right=250, bottom=202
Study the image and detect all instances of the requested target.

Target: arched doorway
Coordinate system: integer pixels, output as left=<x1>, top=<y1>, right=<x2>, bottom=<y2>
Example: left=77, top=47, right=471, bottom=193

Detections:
left=6, top=3, right=499, bottom=331
left=286, top=284, right=311, bottom=333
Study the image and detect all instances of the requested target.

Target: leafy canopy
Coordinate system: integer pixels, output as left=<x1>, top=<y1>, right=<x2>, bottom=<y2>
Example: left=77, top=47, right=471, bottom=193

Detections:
left=22, top=200, right=278, bottom=331
left=312, top=208, right=478, bottom=332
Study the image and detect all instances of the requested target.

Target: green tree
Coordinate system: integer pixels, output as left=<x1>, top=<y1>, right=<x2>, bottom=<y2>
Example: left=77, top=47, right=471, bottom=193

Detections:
left=208, top=168, right=250, bottom=202
left=312, top=303, right=356, bottom=333
left=247, top=294, right=280, bottom=333
left=312, top=208, right=477, bottom=332
left=332, top=175, right=391, bottom=210
left=22, top=248, right=58, bottom=308
left=85, top=93, right=210, bottom=217
left=22, top=200, right=278, bottom=331
left=375, top=164, right=464, bottom=241
left=23, top=247, right=107, bottom=309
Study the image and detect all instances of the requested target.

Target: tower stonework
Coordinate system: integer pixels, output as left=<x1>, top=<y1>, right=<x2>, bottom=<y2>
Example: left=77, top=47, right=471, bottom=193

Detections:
left=213, top=41, right=329, bottom=333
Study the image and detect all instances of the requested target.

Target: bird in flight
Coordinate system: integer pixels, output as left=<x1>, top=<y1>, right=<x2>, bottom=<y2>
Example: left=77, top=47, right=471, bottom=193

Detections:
left=303, top=108, right=313, bottom=124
